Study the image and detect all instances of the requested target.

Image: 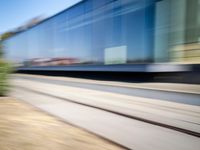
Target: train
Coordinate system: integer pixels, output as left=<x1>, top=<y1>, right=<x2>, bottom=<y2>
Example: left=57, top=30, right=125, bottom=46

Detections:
left=2, top=0, right=200, bottom=72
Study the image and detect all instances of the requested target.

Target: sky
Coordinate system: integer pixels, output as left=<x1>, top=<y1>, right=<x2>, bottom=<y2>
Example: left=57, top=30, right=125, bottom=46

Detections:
left=0, top=0, right=82, bottom=34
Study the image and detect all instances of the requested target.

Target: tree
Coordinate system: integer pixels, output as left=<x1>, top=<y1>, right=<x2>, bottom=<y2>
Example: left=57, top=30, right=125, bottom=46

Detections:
left=0, top=32, right=15, bottom=41
left=0, top=42, right=3, bottom=57
left=0, top=39, right=11, bottom=96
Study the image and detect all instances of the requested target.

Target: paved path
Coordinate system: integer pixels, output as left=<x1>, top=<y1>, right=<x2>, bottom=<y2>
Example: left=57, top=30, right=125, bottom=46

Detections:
left=10, top=74, right=200, bottom=150
left=14, top=74, right=200, bottom=105
left=14, top=74, right=200, bottom=94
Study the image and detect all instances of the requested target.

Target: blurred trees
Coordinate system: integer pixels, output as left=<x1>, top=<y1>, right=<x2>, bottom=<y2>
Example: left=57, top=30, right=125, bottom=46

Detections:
left=0, top=32, right=15, bottom=41
left=0, top=40, right=11, bottom=96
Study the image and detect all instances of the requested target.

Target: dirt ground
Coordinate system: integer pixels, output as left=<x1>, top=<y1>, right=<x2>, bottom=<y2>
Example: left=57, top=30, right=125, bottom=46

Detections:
left=0, top=97, right=125, bottom=150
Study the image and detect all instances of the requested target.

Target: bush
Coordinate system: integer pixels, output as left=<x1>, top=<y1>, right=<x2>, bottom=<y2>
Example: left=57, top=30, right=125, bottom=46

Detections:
left=0, top=60, right=11, bottom=96
left=0, top=41, right=12, bottom=96
left=0, top=42, right=11, bottom=96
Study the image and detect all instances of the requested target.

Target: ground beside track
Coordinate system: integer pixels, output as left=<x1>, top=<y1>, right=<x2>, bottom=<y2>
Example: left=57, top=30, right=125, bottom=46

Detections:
left=0, top=97, right=125, bottom=150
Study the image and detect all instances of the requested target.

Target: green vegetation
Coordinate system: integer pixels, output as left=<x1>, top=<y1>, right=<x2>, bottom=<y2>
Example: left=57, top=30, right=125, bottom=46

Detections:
left=0, top=42, right=11, bottom=96
left=0, top=32, right=15, bottom=41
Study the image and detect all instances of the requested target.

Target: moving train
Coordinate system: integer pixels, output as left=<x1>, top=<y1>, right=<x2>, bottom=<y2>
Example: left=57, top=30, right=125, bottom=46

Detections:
left=3, top=0, right=200, bottom=72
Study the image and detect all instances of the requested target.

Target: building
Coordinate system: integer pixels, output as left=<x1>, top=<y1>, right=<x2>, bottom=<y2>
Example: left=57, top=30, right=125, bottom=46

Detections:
left=3, top=0, right=200, bottom=72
